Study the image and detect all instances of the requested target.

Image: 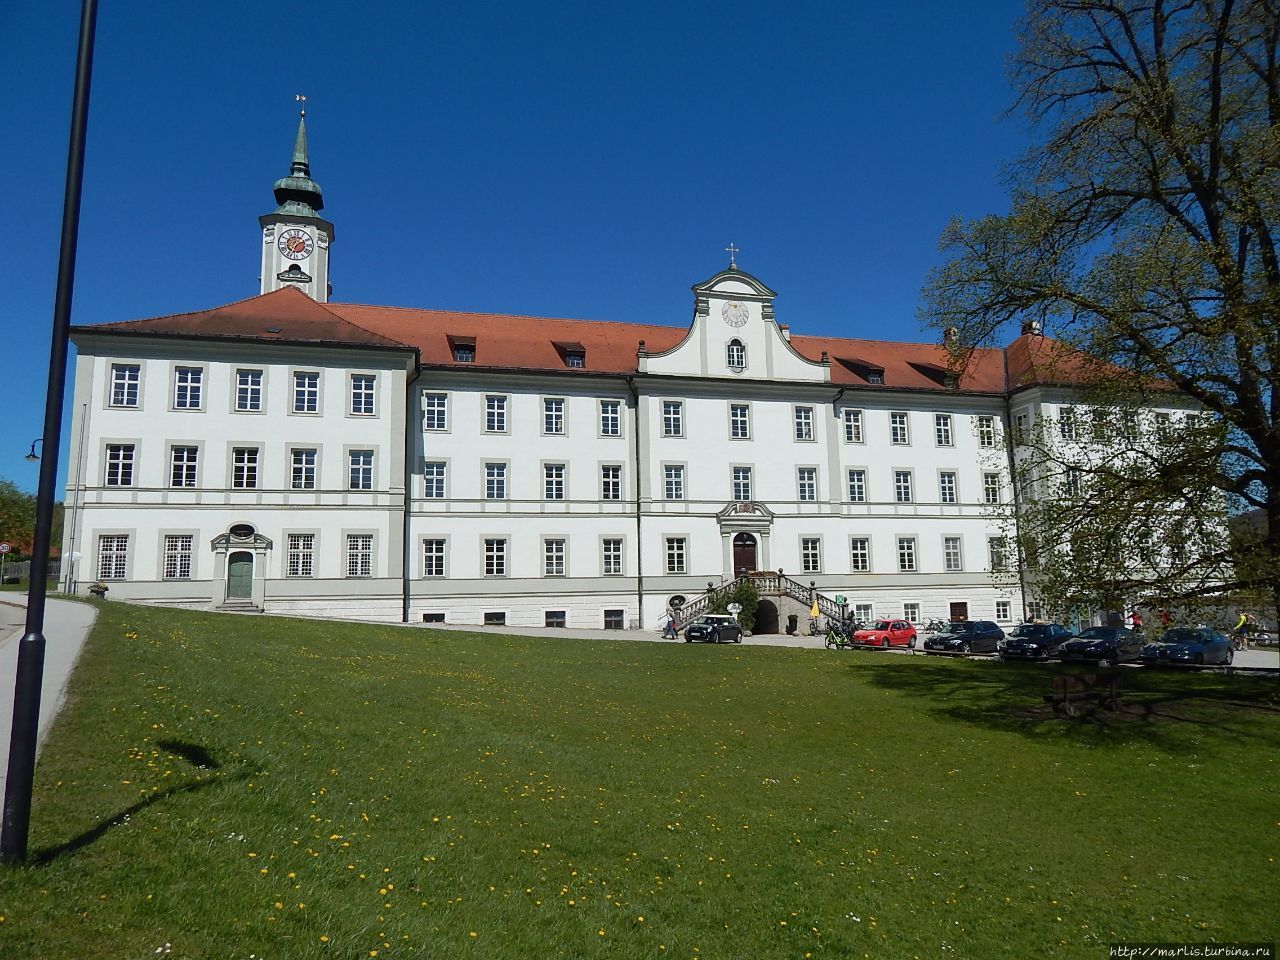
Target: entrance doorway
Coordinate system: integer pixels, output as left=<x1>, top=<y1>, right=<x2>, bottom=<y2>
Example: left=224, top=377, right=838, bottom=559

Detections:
left=754, top=599, right=779, bottom=635
left=733, top=533, right=757, bottom=576
left=227, top=551, right=254, bottom=599
left=949, top=601, right=969, bottom=622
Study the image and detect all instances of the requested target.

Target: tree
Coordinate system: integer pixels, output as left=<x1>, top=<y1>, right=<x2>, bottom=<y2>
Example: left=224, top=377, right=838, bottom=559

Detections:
left=923, top=0, right=1280, bottom=623
left=0, top=479, right=62, bottom=561
left=712, top=578, right=760, bottom=632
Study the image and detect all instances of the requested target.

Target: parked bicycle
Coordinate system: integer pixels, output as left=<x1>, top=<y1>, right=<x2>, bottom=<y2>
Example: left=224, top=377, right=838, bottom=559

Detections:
left=824, top=619, right=854, bottom=649
left=923, top=618, right=948, bottom=634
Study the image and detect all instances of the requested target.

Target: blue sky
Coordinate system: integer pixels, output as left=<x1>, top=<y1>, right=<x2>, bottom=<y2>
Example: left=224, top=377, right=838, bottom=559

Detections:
left=2, top=0, right=1030, bottom=493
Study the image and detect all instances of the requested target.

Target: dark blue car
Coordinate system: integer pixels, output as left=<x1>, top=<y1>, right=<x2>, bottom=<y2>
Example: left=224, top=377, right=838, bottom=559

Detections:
left=1057, top=626, right=1142, bottom=665
left=1140, top=628, right=1233, bottom=667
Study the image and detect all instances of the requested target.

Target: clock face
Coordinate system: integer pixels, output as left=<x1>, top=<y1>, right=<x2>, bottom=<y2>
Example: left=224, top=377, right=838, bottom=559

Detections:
left=278, top=228, right=314, bottom=261
left=722, top=301, right=749, bottom=327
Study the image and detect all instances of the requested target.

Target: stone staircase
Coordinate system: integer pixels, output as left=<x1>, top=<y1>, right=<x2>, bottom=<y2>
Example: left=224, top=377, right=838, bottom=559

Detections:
left=674, top=572, right=842, bottom=630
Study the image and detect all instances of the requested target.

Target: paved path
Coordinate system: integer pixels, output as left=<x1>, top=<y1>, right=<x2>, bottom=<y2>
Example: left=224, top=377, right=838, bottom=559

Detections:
left=0, top=596, right=97, bottom=798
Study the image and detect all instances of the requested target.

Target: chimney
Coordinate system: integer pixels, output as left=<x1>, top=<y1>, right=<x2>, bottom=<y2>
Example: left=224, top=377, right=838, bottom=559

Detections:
left=1020, top=318, right=1043, bottom=336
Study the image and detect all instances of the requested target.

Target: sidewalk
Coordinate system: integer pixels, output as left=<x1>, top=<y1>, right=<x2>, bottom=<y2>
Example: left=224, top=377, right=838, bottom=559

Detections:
left=0, top=595, right=98, bottom=798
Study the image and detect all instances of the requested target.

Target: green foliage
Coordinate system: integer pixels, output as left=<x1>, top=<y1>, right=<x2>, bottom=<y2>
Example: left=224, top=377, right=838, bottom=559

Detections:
left=0, top=478, right=62, bottom=559
left=709, top=577, right=760, bottom=631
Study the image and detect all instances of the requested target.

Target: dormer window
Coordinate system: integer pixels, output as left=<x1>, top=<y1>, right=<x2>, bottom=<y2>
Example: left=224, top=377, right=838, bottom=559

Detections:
left=565, top=352, right=585, bottom=368
left=448, top=335, right=476, bottom=363
left=726, top=339, right=746, bottom=371
left=553, top=340, right=587, bottom=369
left=867, top=371, right=883, bottom=384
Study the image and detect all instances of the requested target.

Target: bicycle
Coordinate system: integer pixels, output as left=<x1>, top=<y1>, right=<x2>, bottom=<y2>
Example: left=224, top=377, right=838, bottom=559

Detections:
left=824, top=620, right=854, bottom=650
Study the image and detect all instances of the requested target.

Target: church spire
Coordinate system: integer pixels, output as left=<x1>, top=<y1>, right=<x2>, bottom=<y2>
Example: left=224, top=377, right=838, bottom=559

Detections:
left=260, top=98, right=333, bottom=302
left=272, top=100, right=324, bottom=217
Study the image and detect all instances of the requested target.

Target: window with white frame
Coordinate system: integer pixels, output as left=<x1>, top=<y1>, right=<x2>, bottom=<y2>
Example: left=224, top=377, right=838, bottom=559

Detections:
left=600, top=464, right=622, bottom=501
left=850, top=537, right=870, bottom=572
left=351, top=375, right=376, bottom=416
left=995, top=600, right=1012, bottom=622
left=665, top=537, right=687, bottom=574
left=286, top=533, right=315, bottom=577
left=1121, top=411, right=1140, bottom=441
left=345, top=535, right=373, bottom=578
left=897, top=537, right=917, bottom=572
left=236, top=369, right=263, bottom=411
left=794, top=406, right=815, bottom=441
left=110, top=364, right=140, bottom=407
left=797, top=467, right=817, bottom=502
left=853, top=602, right=874, bottom=622
left=801, top=537, right=822, bottom=573
left=602, top=538, right=623, bottom=575
left=105, top=444, right=135, bottom=486
left=732, top=466, right=752, bottom=501
left=983, top=472, right=1001, bottom=505
left=423, top=539, right=446, bottom=577
left=988, top=536, right=1010, bottom=571
left=162, top=534, right=193, bottom=580
left=729, top=404, right=750, bottom=439
left=1090, top=407, right=1109, bottom=441
left=1064, top=468, right=1082, bottom=497
left=976, top=415, right=996, bottom=447
left=1014, top=412, right=1030, bottom=443
left=424, top=393, right=448, bottom=430
left=890, top=412, right=910, bottom=444
left=484, top=538, right=507, bottom=577
left=291, top=448, right=317, bottom=490
left=726, top=339, right=746, bottom=370
left=348, top=450, right=374, bottom=490
left=423, top=461, right=446, bottom=498
left=939, top=471, right=958, bottom=504
left=232, top=447, right=259, bottom=489
left=544, top=463, right=566, bottom=500
left=847, top=469, right=867, bottom=503
left=293, top=372, right=319, bottom=413
left=843, top=409, right=864, bottom=443
left=1058, top=406, right=1077, bottom=441
left=662, top=401, right=683, bottom=437
left=902, top=602, right=920, bottom=623
left=170, top=446, right=197, bottom=488
left=894, top=470, right=913, bottom=503
left=1154, top=412, right=1172, bottom=438
left=97, top=534, right=129, bottom=580
left=600, top=400, right=621, bottom=437
left=544, top=538, right=566, bottom=576
left=544, top=398, right=565, bottom=435
left=1027, top=600, right=1045, bottom=621
left=485, top=395, right=507, bottom=432
left=174, top=366, right=203, bottom=409
left=943, top=536, right=963, bottom=572
left=663, top=464, right=685, bottom=500
left=935, top=413, right=953, bottom=446
left=485, top=463, right=506, bottom=499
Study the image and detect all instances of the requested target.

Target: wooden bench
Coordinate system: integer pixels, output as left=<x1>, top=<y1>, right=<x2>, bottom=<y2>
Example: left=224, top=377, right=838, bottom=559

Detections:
left=1046, top=673, right=1123, bottom=717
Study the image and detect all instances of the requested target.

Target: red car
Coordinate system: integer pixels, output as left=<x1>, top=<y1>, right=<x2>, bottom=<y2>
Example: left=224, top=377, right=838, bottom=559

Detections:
left=853, top=619, right=917, bottom=648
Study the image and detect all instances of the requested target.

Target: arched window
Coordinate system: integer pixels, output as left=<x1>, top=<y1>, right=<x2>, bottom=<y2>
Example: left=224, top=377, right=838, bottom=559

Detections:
left=726, top=339, right=746, bottom=371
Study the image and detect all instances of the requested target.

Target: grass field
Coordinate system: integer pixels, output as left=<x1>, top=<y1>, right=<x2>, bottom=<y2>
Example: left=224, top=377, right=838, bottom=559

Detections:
left=0, top=602, right=1276, bottom=959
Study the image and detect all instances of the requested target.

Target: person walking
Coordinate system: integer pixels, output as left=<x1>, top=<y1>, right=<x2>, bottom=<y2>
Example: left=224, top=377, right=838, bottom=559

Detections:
left=662, top=609, right=678, bottom=640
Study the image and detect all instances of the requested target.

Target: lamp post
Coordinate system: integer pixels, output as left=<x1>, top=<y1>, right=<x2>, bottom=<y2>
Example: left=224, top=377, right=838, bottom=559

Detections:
left=24, top=439, right=43, bottom=462
left=1, top=0, right=99, bottom=863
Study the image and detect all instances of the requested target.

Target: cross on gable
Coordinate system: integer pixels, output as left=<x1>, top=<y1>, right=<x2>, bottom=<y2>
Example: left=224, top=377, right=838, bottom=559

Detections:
left=724, top=242, right=740, bottom=269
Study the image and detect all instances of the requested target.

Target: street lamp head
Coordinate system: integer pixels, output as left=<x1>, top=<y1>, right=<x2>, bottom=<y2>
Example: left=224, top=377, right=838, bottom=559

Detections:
left=24, top=439, right=43, bottom=462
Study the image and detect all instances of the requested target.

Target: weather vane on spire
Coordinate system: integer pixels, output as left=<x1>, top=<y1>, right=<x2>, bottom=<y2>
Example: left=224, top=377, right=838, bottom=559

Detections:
left=725, top=241, right=740, bottom=269
left=296, top=93, right=307, bottom=117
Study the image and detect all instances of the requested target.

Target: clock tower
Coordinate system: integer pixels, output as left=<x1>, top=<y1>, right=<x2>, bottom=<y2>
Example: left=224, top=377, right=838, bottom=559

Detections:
left=259, top=108, right=333, bottom=302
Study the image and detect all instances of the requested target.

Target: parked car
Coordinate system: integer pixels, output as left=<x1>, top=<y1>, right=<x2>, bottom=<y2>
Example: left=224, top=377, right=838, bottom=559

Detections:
left=1140, top=627, right=1234, bottom=666
left=853, top=619, right=917, bottom=648
left=922, top=620, right=1005, bottom=654
left=683, top=614, right=743, bottom=644
left=1057, top=626, right=1141, bottom=665
left=997, top=623, right=1074, bottom=662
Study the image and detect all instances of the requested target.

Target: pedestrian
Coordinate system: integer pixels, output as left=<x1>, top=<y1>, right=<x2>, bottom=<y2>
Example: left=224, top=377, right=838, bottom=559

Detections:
left=662, top=609, right=678, bottom=639
left=1158, top=608, right=1173, bottom=629
left=1129, top=609, right=1144, bottom=634
left=1234, top=611, right=1251, bottom=651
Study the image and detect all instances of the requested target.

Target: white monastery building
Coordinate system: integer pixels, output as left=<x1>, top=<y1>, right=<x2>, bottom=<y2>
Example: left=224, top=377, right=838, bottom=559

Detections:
left=63, top=114, right=1127, bottom=632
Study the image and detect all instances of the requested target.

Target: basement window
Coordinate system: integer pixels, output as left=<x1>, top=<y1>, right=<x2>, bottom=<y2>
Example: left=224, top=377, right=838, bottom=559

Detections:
left=421, top=612, right=445, bottom=624
left=483, top=611, right=506, bottom=626
left=603, top=609, right=625, bottom=630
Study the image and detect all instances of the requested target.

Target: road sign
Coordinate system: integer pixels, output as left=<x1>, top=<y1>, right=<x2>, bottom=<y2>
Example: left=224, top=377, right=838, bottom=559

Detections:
left=0, top=543, right=10, bottom=554
left=834, top=594, right=847, bottom=604
left=726, top=602, right=743, bottom=614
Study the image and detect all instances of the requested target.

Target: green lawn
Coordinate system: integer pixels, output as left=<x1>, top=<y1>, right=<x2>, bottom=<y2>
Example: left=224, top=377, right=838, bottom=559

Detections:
left=1, top=603, right=1276, bottom=959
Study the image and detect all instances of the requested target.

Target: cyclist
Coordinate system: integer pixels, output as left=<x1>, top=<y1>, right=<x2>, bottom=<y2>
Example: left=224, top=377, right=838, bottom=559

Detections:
left=1233, top=611, right=1251, bottom=651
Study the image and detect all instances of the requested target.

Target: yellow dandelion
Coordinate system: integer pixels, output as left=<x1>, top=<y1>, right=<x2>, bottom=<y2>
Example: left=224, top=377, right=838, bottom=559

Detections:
left=319, top=935, right=329, bottom=943
left=469, top=932, right=477, bottom=938
left=598, top=928, right=606, bottom=937
left=274, top=901, right=283, bottom=909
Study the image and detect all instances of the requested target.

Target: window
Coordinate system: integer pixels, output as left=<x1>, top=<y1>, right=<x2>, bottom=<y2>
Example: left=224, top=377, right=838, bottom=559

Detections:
left=1121, top=411, right=1140, bottom=441
left=1090, top=408, right=1109, bottom=442
left=794, top=406, right=815, bottom=441
left=976, top=415, right=996, bottom=447
left=544, top=464, right=566, bottom=500
left=729, top=404, right=750, bottom=439
left=1014, top=412, right=1029, bottom=443
left=847, top=469, right=867, bottom=503
left=935, top=414, right=953, bottom=446
left=544, top=538, right=566, bottom=576
left=988, top=536, right=1010, bottom=571
left=110, top=364, right=140, bottom=407
left=982, top=472, right=1001, bottom=505
left=604, top=609, right=625, bottom=630
left=544, top=398, right=565, bottom=435
left=348, top=450, right=374, bottom=490
left=903, top=602, right=920, bottom=624
left=424, top=393, right=448, bottom=430
left=545, top=610, right=567, bottom=628
left=665, top=537, right=687, bottom=574
left=235, top=369, right=263, bottom=412
left=801, top=537, right=822, bottom=573
left=105, top=444, right=135, bottom=487
left=943, top=536, right=963, bottom=572
left=897, top=537, right=917, bottom=572
left=291, top=449, right=317, bottom=490
left=485, top=395, right=507, bottom=432
left=850, top=538, right=870, bottom=572
left=170, top=446, right=197, bottom=488
left=422, top=612, right=446, bottom=624
left=232, top=447, right=259, bottom=489
left=602, top=538, right=623, bottom=576
left=1058, top=406, right=1077, bottom=441
left=423, top=539, right=446, bottom=577
left=484, top=611, right=506, bottom=626
left=286, top=534, right=315, bottom=577
left=346, top=534, right=373, bottom=578
left=162, top=534, right=193, bottom=580
left=453, top=344, right=475, bottom=363
left=484, top=538, right=507, bottom=577
left=995, top=600, right=1012, bottom=622
left=662, top=401, right=683, bottom=437
left=939, top=471, right=957, bottom=504
left=351, top=375, right=376, bottom=416
left=174, top=366, right=203, bottom=409
left=726, top=339, right=746, bottom=370
left=97, top=534, right=129, bottom=580
left=1027, top=600, right=1045, bottom=621
left=843, top=409, right=865, bottom=443
left=423, top=461, right=446, bottom=498
left=564, top=352, right=585, bottom=369
left=894, top=470, right=913, bottom=503
left=853, top=602, right=874, bottom=622
left=663, top=464, right=685, bottom=501
left=797, top=467, right=817, bottom=502
left=600, top=400, right=621, bottom=437
left=732, top=466, right=752, bottom=502
left=890, top=412, right=910, bottom=445
left=1064, top=468, right=1082, bottom=497
left=600, top=465, right=622, bottom=501
left=485, top=463, right=507, bottom=500
left=293, top=372, right=319, bottom=413
left=1154, top=412, right=1172, bottom=438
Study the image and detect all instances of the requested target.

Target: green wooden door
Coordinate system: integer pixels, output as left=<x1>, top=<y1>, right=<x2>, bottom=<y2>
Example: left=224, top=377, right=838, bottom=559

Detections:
left=227, top=552, right=253, bottom=599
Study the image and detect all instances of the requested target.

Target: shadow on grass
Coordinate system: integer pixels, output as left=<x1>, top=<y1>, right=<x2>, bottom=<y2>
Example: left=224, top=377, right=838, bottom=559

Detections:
left=850, top=655, right=1280, bottom=755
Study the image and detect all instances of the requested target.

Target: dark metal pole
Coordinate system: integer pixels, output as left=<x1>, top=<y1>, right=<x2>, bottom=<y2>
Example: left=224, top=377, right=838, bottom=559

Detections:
left=1, top=0, right=99, bottom=863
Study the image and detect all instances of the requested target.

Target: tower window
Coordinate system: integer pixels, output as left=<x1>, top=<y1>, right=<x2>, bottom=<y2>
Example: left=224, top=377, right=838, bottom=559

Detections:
left=726, top=339, right=746, bottom=370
